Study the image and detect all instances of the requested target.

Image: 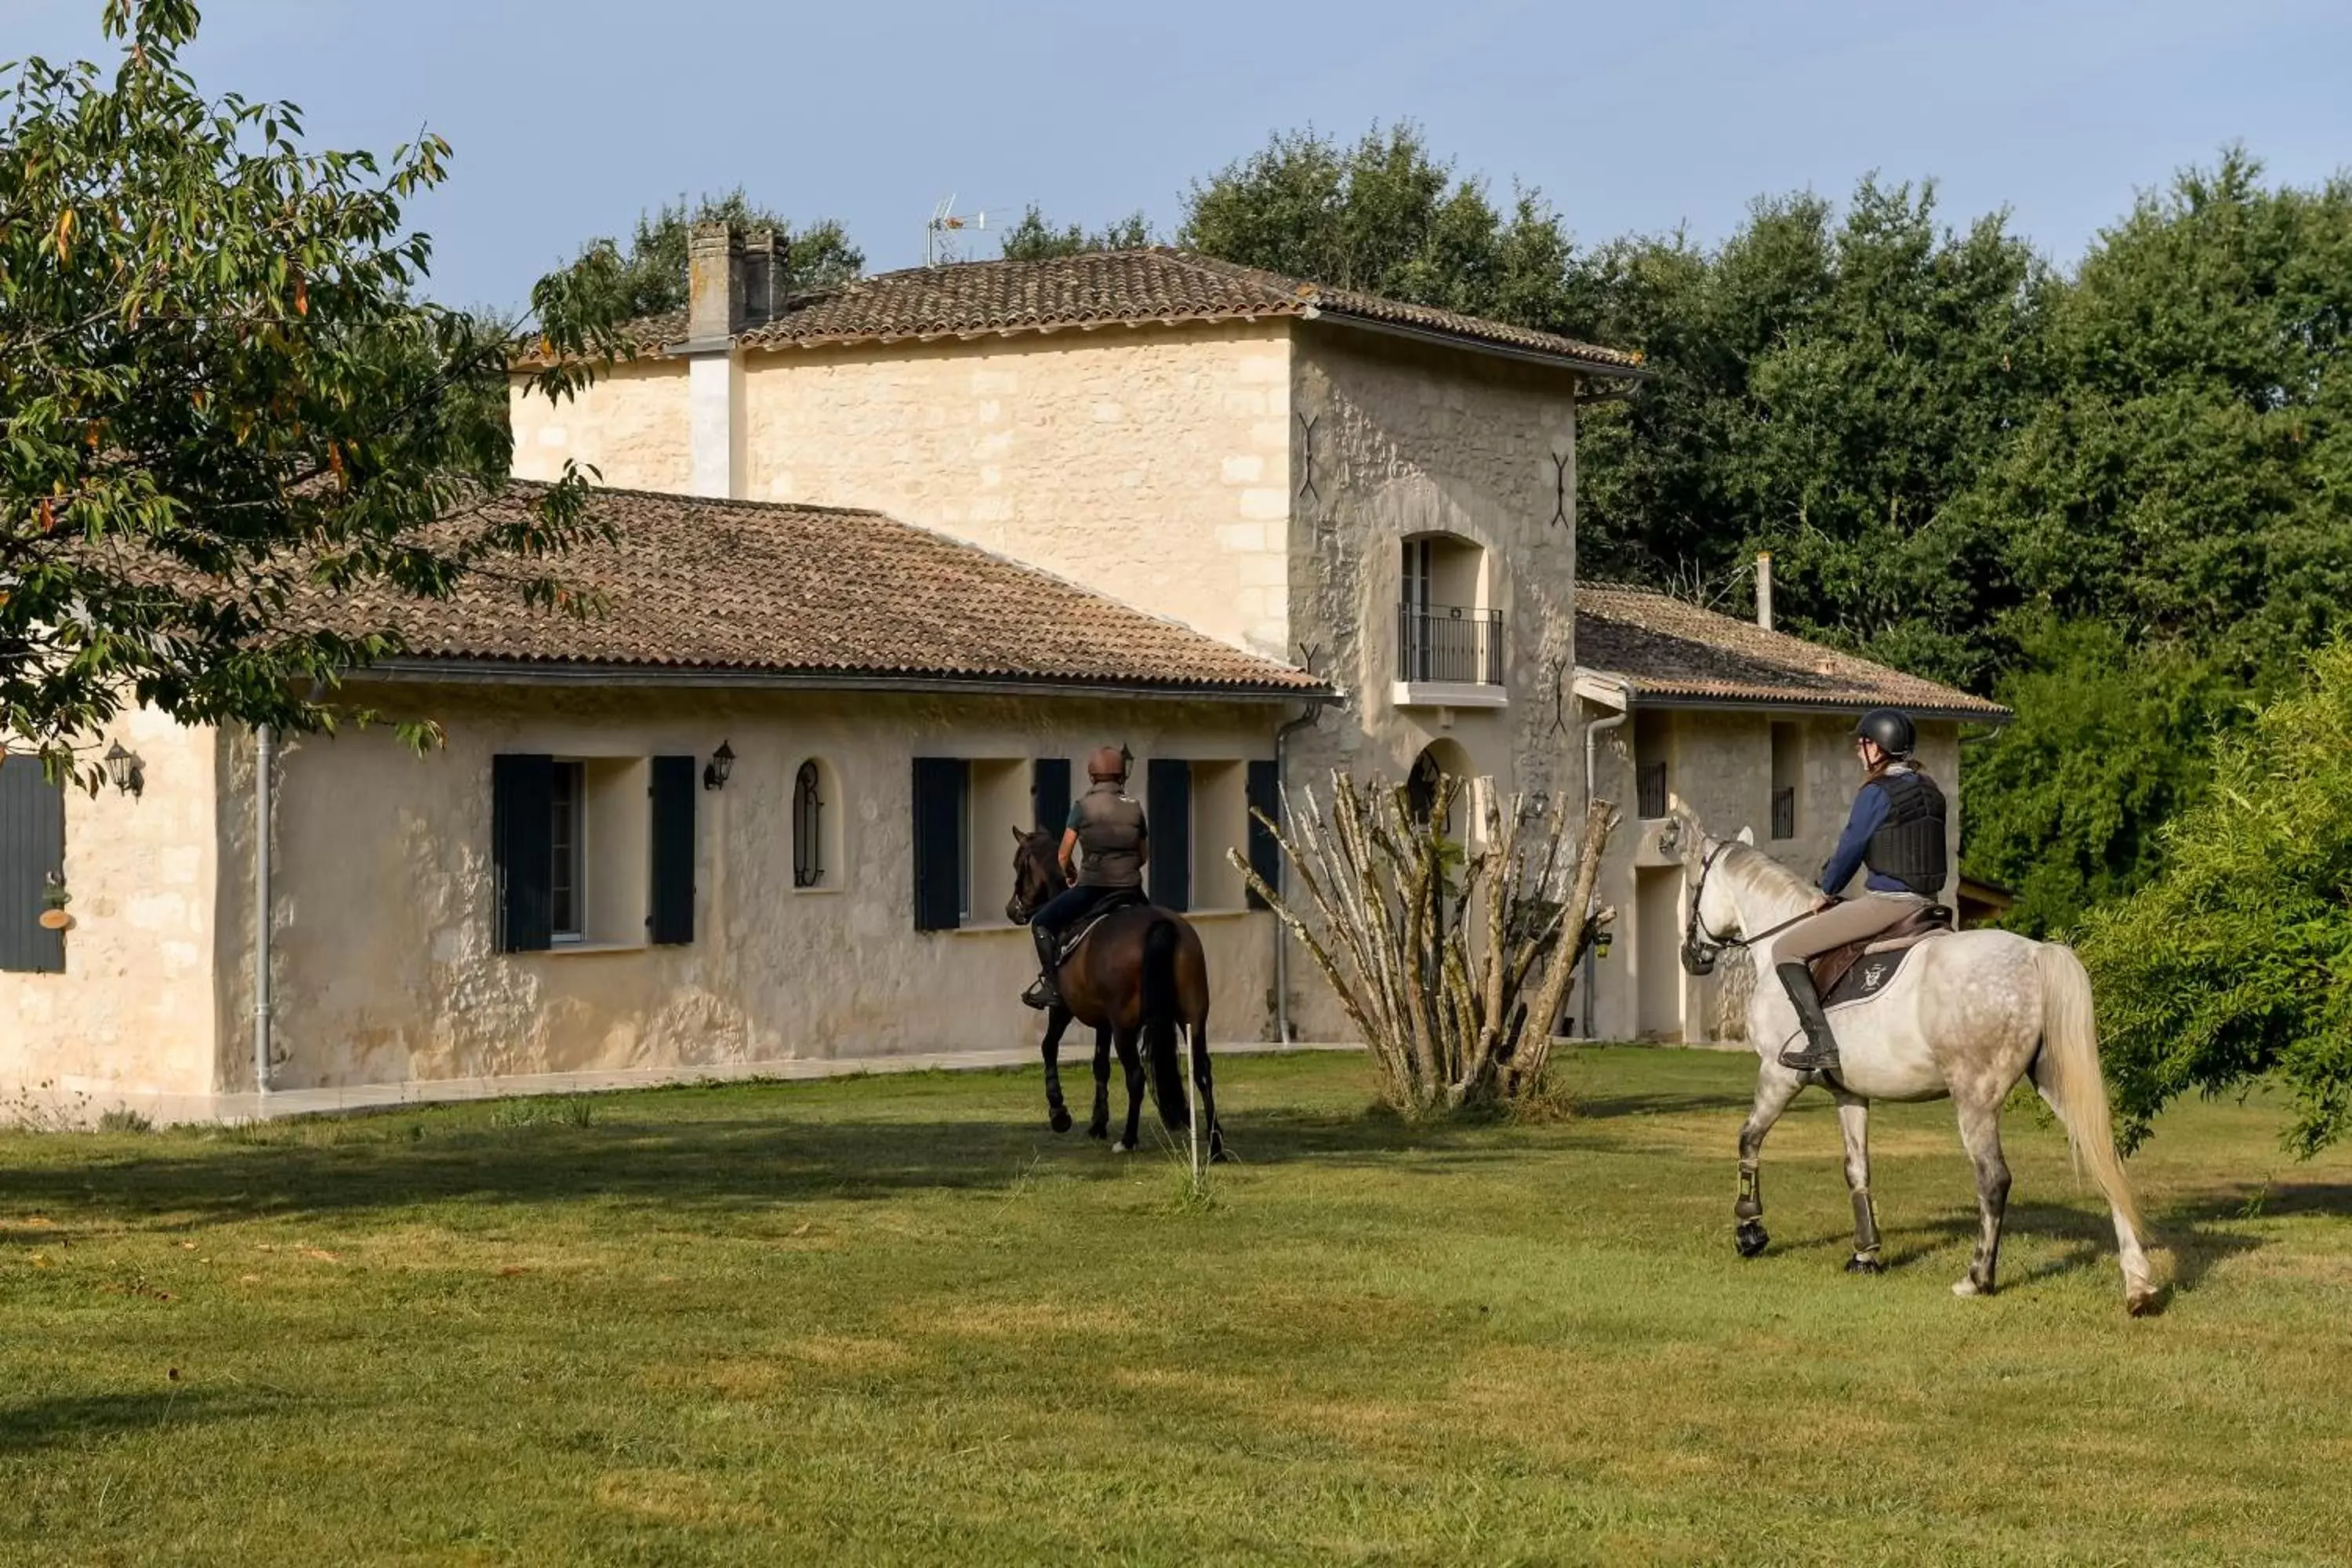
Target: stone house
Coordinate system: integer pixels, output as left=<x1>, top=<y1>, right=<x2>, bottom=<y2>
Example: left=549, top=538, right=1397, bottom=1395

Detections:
left=0, top=237, right=1646, bottom=1121
left=1570, top=585, right=2010, bottom=1044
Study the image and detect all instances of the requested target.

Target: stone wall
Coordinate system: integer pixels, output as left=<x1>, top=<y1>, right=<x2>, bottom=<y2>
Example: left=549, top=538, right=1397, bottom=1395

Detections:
left=0, top=710, right=221, bottom=1116
left=510, top=358, right=694, bottom=496
left=511, top=324, right=1297, bottom=662
left=206, top=685, right=1288, bottom=1096
left=1277, top=325, right=1582, bottom=1037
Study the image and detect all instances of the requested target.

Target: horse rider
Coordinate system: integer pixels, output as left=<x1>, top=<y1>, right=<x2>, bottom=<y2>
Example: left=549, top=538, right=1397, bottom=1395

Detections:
left=1022, top=745, right=1151, bottom=1011
left=1763, top=708, right=1948, bottom=1074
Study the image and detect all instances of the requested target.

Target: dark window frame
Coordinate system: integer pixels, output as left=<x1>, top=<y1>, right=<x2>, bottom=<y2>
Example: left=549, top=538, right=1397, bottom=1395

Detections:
left=792, top=760, right=825, bottom=889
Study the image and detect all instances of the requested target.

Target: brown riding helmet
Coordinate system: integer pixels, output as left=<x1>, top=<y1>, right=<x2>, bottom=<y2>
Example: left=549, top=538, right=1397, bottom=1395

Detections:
left=1087, top=745, right=1127, bottom=782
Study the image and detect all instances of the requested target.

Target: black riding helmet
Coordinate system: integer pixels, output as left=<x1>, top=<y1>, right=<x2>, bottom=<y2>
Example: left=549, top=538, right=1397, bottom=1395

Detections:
left=1854, top=707, right=1916, bottom=757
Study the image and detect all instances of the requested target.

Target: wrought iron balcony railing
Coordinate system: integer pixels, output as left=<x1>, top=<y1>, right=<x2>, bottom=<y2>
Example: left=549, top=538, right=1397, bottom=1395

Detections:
left=1397, top=604, right=1502, bottom=687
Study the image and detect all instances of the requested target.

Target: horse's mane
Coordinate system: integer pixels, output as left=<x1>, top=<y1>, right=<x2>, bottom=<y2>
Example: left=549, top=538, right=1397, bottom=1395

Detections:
left=1719, top=839, right=1813, bottom=902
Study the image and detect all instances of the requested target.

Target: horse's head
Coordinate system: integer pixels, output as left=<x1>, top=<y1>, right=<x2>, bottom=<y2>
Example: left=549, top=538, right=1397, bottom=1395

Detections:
left=1663, top=809, right=1756, bottom=976
left=1006, top=826, right=1068, bottom=925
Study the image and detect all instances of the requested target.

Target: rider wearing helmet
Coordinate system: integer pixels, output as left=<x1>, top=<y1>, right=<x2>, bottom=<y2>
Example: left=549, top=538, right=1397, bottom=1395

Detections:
left=1022, top=745, right=1151, bottom=1011
left=1762, top=708, right=1948, bottom=1074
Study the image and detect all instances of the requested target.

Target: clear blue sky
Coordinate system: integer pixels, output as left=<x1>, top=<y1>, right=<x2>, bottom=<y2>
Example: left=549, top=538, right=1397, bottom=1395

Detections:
left=10, top=0, right=2350, bottom=312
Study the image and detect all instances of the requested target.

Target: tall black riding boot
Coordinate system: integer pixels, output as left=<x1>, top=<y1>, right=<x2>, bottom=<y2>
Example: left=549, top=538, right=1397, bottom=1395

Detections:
left=1022, top=924, right=1062, bottom=1011
left=1776, top=961, right=1842, bottom=1073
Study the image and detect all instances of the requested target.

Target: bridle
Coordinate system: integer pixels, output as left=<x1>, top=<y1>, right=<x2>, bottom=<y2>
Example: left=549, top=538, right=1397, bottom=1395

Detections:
left=1678, top=837, right=1820, bottom=978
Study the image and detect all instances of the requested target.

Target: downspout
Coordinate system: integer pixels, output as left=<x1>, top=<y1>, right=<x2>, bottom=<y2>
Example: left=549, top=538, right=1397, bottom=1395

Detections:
left=1271, top=700, right=1322, bottom=1046
left=1577, top=671, right=1635, bottom=1039
left=252, top=724, right=272, bottom=1099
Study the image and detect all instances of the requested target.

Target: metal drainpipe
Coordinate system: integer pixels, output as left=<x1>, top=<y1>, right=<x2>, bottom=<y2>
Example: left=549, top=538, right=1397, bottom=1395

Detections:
left=1271, top=700, right=1322, bottom=1046
left=253, top=724, right=272, bottom=1101
left=1577, top=671, right=1634, bottom=1039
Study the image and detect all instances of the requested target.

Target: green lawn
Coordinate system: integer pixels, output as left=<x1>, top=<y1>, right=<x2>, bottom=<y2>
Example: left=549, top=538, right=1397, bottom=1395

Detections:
left=3, top=1046, right=2349, bottom=1566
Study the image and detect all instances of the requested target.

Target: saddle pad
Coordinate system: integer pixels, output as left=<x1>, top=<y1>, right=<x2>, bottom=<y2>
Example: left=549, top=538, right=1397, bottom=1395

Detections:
left=1808, top=905, right=1955, bottom=1006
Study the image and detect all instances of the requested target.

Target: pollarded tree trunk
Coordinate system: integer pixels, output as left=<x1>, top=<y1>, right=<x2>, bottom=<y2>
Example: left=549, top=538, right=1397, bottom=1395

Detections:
left=1231, top=772, right=1617, bottom=1116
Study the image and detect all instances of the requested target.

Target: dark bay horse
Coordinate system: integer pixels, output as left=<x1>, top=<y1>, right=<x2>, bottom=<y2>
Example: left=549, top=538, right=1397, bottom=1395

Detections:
left=1007, top=829, right=1225, bottom=1160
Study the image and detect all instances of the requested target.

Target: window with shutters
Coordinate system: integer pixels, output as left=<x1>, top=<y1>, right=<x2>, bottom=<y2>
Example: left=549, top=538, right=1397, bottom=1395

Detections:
left=1185, top=760, right=1247, bottom=911
left=1145, top=757, right=1193, bottom=912
left=912, top=757, right=1033, bottom=931
left=493, top=753, right=691, bottom=953
left=0, top=757, right=67, bottom=975
left=1245, top=759, right=1280, bottom=910
left=1633, top=710, right=1671, bottom=821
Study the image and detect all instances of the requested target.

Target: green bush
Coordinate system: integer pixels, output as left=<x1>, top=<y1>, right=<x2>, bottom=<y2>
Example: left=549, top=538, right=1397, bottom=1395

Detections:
left=2081, top=641, right=2352, bottom=1154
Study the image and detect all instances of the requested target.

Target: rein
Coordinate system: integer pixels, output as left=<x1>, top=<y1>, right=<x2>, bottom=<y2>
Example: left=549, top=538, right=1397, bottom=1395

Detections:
left=1680, top=840, right=1820, bottom=977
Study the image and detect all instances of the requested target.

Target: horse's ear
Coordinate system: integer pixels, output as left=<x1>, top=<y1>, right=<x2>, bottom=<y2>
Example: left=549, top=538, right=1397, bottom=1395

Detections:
left=1011, top=825, right=1029, bottom=844
left=1737, top=826, right=1755, bottom=846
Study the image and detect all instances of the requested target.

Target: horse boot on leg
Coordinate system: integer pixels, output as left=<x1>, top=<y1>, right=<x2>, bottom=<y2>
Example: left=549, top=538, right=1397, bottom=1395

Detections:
left=1775, top=961, right=1842, bottom=1075
left=1022, top=923, right=1062, bottom=1011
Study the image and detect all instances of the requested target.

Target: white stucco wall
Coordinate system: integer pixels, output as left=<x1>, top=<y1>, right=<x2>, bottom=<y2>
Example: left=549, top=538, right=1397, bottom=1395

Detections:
left=209, top=686, right=1290, bottom=1096
left=0, top=711, right=221, bottom=1114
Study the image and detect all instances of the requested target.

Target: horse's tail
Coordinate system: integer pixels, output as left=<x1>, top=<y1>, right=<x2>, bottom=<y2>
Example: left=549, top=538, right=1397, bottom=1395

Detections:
left=2033, top=942, right=2159, bottom=1310
left=1141, top=917, right=1189, bottom=1131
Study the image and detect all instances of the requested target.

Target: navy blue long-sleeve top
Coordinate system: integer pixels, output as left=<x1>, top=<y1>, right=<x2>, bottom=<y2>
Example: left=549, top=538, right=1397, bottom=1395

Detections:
left=1819, top=779, right=1910, bottom=896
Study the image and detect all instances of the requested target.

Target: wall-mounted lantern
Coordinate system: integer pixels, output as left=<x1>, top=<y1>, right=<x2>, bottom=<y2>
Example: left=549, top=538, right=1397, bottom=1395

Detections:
left=103, top=740, right=144, bottom=797
left=703, top=740, right=735, bottom=792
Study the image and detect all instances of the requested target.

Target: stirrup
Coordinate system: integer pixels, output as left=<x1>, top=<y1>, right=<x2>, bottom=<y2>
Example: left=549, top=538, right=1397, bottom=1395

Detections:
left=1022, top=977, right=1058, bottom=1011
left=1778, top=1039, right=1840, bottom=1073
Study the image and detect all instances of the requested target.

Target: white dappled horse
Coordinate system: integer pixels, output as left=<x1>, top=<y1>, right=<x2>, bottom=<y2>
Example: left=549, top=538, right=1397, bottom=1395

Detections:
left=1668, top=814, right=2158, bottom=1314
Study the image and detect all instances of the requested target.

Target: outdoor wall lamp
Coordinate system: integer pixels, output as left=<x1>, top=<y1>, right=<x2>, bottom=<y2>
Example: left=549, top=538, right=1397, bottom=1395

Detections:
left=703, top=740, right=735, bottom=792
left=103, top=740, right=144, bottom=797
left=1593, top=928, right=1613, bottom=960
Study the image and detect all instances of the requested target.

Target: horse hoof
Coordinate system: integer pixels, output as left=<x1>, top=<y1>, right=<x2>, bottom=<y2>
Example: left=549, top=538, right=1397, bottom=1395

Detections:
left=1086, top=1123, right=1107, bottom=1142
left=1951, top=1278, right=1991, bottom=1298
left=1112, top=1140, right=1134, bottom=1155
left=1049, top=1107, right=1073, bottom=1134
left=2126, top=1288, right=2161, bottom=1318
left=1734, top=1221, right=1769, bottom=1259
left=1845, top=1254, right=1884, bottom=1276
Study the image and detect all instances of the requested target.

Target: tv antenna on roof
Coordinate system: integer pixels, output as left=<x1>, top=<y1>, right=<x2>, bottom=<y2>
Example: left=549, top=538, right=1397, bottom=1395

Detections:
left=924, top=194, right=988, bottom=267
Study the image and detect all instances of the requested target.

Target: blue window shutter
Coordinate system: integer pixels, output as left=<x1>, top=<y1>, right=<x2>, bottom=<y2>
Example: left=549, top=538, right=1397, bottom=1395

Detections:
left=492, top=753, right=554, bottom=953
left=0, top=760, right=66, bottom=974
left=911, top=757, right=966, bottom=931
left=649, top=756, right=697, bottom=946
left=1146, top=758, right=1192, bottom=912
left=1032, top=757, right=1072, bottom=836
left=1246, top=759, right=1280, bottom=910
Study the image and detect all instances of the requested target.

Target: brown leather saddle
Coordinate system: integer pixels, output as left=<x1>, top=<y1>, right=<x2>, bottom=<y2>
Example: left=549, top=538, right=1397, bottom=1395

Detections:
left=1054, top=887, right=1149, bottom=967
left=1810, top=904, right=1955, bottom=1008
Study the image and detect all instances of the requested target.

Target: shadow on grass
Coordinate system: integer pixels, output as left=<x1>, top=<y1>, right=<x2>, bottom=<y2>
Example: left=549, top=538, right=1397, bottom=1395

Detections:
left=0, top=1090, right=1554, bottom=1230
left=1770, top=1194, right=2270, bottom=1303
left=0, top=1389, right=253, bottom=1455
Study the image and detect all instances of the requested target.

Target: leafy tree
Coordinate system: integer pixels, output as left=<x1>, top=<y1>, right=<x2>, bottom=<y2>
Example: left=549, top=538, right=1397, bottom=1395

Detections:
left=2079, top=641, right=2352, bottom=1155
left=997, top=205, right=1155, bottom=261
left=1181, top=122, right=1582, bottom=329
left=1960, top=617, right=2252, bottom=935
left=574, top=188, right=862, bottom=318
left=1, top=0, right=626, bottom=775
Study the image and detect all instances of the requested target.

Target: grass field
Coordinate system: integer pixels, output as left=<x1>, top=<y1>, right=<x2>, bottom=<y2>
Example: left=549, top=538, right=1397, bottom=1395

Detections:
left=3, top=1045, right=2349, bottom=1566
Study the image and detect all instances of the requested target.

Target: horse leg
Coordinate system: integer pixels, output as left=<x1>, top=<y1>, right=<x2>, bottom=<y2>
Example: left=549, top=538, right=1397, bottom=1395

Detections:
left=1112, top=1027, right=1147, bottom=1153
left=1086, top=1025, right=1112, bottom=1140
left=1832, top=1088, right=1883, bottom=1275
left=1187, top=1014, right=1226, bottom=1164
left=1040, top=1007, right=1075, bottom=1134
left=1735, top=1066, right=1806, bottom=1258
left=1952, top=1095, right=2012, bottom=1298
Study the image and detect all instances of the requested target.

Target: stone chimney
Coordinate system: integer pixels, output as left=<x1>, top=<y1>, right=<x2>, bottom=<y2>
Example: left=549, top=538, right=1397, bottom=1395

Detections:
left=740, top=228, right=786, bottom=326
left=687, top=221, right=744, bottom=345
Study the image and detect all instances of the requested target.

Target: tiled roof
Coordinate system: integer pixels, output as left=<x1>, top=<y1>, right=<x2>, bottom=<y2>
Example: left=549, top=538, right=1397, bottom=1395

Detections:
left=312, top=485, right=1326, bottom=697
left=1576, top=585, right=2009, bottom=720
left=575, top=249, right=1642, bottom=373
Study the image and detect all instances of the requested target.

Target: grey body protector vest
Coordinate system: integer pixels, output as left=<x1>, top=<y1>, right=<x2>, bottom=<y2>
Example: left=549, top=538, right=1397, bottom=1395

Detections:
left=1073, top=783, right=1148, bottom=889
left=1867, top=767, right=1948, bottom=896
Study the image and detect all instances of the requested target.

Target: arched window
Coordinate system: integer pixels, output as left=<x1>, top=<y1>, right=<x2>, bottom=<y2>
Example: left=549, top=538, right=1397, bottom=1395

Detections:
left=792, top=760, right=825, bottom=888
